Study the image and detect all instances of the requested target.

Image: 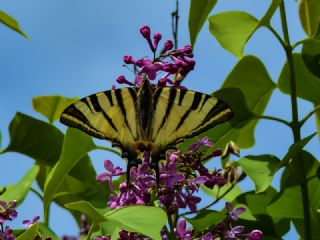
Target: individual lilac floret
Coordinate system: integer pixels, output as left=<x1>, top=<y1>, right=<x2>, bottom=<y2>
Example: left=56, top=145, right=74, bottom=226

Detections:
left=22, top=215, right=40, bottom=228
left=153, top=32, right=162, bottom=50
left=174, top=219, right=192, bottom=240
left=160, top=162, right=185, bottom=188
left=116, top=75, right=135, bottom=86
left=140, top=25, right=155, bottom=52
left=0, top=200, right=18, bottom=223
left=162, top=40, right=173, bottom=53
left=226, top=202, right=246, bottom=221
left=246, top=230, right=263, bottom=240
left=188, top=136, right=213, bottom=152
left=0, top=226, right=16, bottom=240
left=225, top=226, right=245, bottom=240
left=138, top=58, right=163, bottom=80
left=96, top=160, right=123, bottom=190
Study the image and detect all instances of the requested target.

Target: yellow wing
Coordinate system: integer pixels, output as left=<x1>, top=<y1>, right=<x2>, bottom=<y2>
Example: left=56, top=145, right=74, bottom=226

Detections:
left=60, top=88, right=139, bottom=146
left=151, top=87, right=233, bottom=147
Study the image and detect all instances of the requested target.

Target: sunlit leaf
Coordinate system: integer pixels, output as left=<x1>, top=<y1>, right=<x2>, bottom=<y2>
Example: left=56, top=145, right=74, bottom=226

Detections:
left=0, top=10, right=29, bottom=38
left=3, top=112, right=98, bottom=187
left=202, top=182, right=242, bottom=202
left=32, top=95, right=77, bottom=124
left=186, top=210, right=225, bottom=232
left=299, top=0, right=320, bottom=36
left=106, top=206, right=167, bottom=240
left=188, top=0, right=217, bottom=46
left=16, top=223, right=38, bottom=240
left=238, top=155, right=280, bottom=193
left=259, top=0, right=281, bottom=26
left=208, top=11, right=258, bottom=57
left=65, top=201, right=107, bottom=222
left=1, top=165, right=39, bottom=205
left=43, top=127, right=96, bottom=218
left=221, top=55, right=276, bottom=148
left=38, top=223, right=59, bottom=240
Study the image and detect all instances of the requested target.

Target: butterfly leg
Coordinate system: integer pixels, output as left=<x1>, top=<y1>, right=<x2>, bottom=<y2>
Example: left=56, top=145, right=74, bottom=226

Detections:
left=150, top=152, right=166, bottom=186
left=122, top=149, right=140, bottom=184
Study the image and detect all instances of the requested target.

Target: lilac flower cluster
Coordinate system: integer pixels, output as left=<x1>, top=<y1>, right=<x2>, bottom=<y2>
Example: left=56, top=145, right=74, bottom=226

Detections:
left=197, top=203, right=263, bottom=240
left=116, top=25, right=195, bottom=88
left=0, top=200, right=17, bottom=240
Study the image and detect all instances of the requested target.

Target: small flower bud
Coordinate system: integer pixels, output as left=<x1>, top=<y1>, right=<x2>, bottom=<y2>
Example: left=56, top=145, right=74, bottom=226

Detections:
left=123, top=55, right=135, bottom=64
left=222, top=141, right=240, bottom=158
left=153, top=32, right=162, bottom=50
left=116, top=75, right=134, bottom=86
left=140, top=25, right=151, bottom=38
left=163, top=40, right=173, bottom=52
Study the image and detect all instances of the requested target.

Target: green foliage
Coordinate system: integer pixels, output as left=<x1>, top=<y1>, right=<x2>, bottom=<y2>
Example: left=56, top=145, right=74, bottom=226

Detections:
left=299, top=0, right=320, bottom=37
left=32, top=96, right=78, bottom=124
left=186, top=210, right=225, bottom=232
left=16, top=223, right=39, bottom=240
left=188, top=0, right=217, bottom=46
left=302, top=38, right=320, bottom=78
left=0, top=165, right=39, bottom=205
left=238, top=155, right=280, bottom=193
left=43, top=127, right=96, bottom=219
left=202, top=182, right=242, bottom=202
left=0, top=10, right=29, bottom=38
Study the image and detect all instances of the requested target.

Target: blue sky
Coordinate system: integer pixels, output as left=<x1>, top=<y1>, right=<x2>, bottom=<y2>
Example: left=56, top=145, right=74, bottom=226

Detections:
left=0, top=0, right=317, bottom=238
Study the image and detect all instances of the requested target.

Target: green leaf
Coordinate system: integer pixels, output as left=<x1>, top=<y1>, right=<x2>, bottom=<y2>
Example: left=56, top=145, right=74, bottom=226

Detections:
left=3, top=112, right=98, bottom=187
left=186, top=210, right=225, bottom=232
left=221, top=55, right=276, bottom=148
left=238, top=155, right=280, bottom=193
left=234, top=187, right=290, bottom=238
left=32, top=95, right=77, bottom=124
left=16, top=223, right=39, bottom=240
left=65, top=201, right=107, bottom=222
left=208, top=11, right=258, bottom=57
left=267, top=185, right=303, bottom=219
left=43, top=127, right=96, bottom=218
left=38, top=223, right=59, bottom=240
left=280, top=132, right=317, bottom=168
left=259, top=0, right=281, bottom=27
left=1, top=165, right=39, bottom=205
left=188, top=0, right=217, bottom=46
left=278, top=54, right=320, bottom=104
left=106, top=206, right=167, bottom=240
left=302, top=38, right=320, bottom=78
left=299, top=0, right=320, bottom=36
left=0, top=10, right=29, bottom=38
left=202, top=182, right=242, bottom=202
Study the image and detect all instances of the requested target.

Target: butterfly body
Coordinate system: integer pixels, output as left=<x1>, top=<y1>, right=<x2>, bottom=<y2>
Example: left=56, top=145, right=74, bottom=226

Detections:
left=60, top=79, right=233, bottom=182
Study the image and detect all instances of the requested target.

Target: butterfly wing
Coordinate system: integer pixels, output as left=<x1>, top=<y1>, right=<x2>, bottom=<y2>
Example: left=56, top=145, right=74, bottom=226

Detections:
left=151, top=87, right=233, bottom=147
left=60, top=87, right=139, bottom=147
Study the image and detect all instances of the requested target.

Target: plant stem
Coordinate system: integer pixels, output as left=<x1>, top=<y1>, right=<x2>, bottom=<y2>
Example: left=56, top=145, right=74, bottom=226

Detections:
left=300, top=104, right=320, bottom=127
left=171, top=0, right=179, bottom=49
left=30, top=188, right=43, bottom=201
left=279, top=1, right=311, bottom=239
left=254, top=115, right=291, bottom=127
left=168, top=213, right=177, bottom=240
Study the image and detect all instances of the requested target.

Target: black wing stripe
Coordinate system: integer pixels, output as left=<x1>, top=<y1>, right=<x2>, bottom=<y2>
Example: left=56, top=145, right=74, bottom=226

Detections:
left=104, top=90, right=114, bottom=106
left=156, top=88, right=176, bottom=135
left=153, top=87, right=163, bottom=109
left=80, top=98, right=93, bottom=113
left=201, top=100, right=230, bottom=126
left=114, top=89, right=132, bottom=133
left=178, top=90, right=187, bottom=106
left=89, top=94, right=118, bottom=132
left=199, top=94, right=210, bottom=112
left=61, top=105, right=101, bottom=135
left=175, top=92, right=202, bottom=131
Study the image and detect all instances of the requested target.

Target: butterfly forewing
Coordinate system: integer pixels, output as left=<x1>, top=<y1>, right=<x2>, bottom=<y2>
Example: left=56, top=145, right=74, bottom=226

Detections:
left=60, top=88, right=138, bottom=146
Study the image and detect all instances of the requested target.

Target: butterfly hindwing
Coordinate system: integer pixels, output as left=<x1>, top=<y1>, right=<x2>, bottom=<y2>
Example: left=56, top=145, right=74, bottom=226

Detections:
left=151, top=87, right=233, bottom=147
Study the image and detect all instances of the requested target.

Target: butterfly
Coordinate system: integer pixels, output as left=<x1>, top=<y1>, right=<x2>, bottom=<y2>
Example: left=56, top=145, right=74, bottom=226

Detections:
left=60, top=78, right=233, bottom=182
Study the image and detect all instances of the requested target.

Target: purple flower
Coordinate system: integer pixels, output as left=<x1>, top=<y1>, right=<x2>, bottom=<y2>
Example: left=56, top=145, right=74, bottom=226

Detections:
left=180, top=191, right=201, bottom=213
left=116, top=75, right=134, bottom=86
left=160, top=162, right=185, bottom=188
left=0, top=226, right=16, bottom=240
left=188, top=136, right=213, bottom=152
left=163, top=40, right=173, bottom=52
left=96, top=160, right=123, bottom=190
left=140, top=25, right=155, bottom=52
left=138, top=58, right=163, bottom=80
left=225, top=226, right=244, bottom=240
left=123, top=55, right=136, bottom=65
left=174, top=219, right=192, bottom=240
left=0, top=200, right=18, bottom=223
left=226, top=202, right=246, bottom=221
left=153, top=32, right=162, bottom=50
left=246, top=230, right=263, bottom=240
left=22, top=215, right=40, bottom=228
left=199, top=232, right=214, bottom=240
